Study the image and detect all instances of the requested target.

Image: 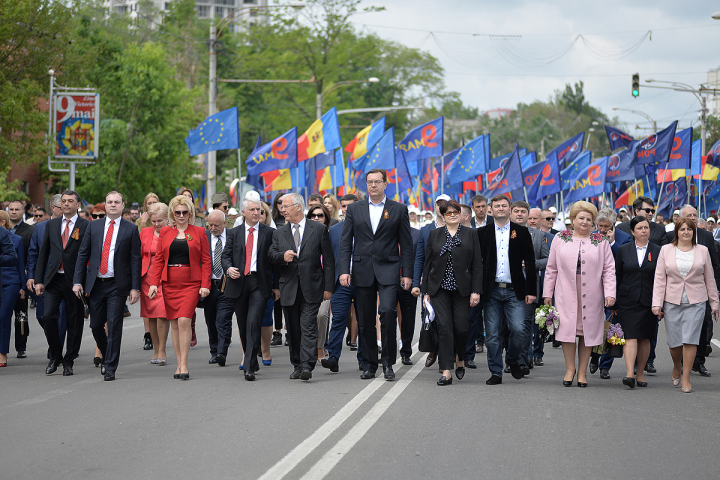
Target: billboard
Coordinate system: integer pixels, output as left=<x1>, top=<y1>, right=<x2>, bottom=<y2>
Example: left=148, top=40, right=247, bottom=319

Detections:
left=53, top=93, right=100, bottom=160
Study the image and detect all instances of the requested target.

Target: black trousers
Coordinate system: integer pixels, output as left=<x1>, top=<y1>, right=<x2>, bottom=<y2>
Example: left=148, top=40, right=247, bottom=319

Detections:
left=355, top=280, right=399, bottom=372
left=230, top=275, right=267, bottom=371
left=431, top=288, right=470, bottom=371
left=43, top=274, right=84, bottom=367
left=14, top=296, right=29, bottom=351
left=273, top=300, right=283, bottom=331
left=283, top=283, right=321, bottom=370
left=398, top=286, right=417, bottom=358
left=695, top=303, right=713, bottom=367
left=88, top=278, right=126, bottom=372
left=203, top=280, right=231, bottom=356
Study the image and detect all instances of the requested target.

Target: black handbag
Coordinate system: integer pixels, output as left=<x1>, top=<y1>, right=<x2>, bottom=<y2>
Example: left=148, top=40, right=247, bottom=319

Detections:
left=418, top=307, right=437, bottom=353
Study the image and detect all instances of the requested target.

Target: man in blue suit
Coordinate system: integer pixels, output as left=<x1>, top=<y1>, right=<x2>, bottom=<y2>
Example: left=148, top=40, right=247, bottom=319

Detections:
left=589, top=207, right=632, bottom=378
left=322, top=194, right=362, bottom=373
left=410, top=194, right=450, bottom=368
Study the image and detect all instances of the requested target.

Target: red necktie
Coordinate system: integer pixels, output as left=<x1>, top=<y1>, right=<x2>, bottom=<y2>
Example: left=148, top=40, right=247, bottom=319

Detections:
left=100, top=220, right=114, bottom=275
left=244, top=227, right=254, bottom=276
left=60, top=218, right=70, bottom=271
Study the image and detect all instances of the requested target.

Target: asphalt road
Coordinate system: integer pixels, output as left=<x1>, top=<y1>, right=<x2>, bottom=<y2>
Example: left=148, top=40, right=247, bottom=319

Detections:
left=1, top=301, right=720, bottom=480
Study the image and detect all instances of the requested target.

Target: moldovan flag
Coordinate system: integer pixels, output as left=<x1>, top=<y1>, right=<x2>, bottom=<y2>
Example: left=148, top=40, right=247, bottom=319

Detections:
left=345, top=117, right=386, bottom=160
left=614, top=179, right=644, bottom=209
left=298, top=107, right=342, bottom=161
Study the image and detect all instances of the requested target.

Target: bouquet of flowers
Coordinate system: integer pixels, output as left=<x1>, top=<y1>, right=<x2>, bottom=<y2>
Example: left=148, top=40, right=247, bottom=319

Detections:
left=534, top=305, right=560, bottom=342
left=605, top=323, right=625, bottom=357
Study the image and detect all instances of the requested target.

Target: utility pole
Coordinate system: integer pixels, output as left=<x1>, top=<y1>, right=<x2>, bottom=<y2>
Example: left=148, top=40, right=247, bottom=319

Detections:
left=207, top=24, right=218, bottom=209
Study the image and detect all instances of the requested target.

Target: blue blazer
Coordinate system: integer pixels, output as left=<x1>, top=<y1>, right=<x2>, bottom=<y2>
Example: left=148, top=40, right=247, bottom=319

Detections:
left=412, top=223, right=435, bottom=289
left=612, top=228, right=632, bottom=255
left=27, top=221, right=46, bottom=281
left=2, top=232, right=26, bottom=288
left=329, top=221, right=344, bottom=283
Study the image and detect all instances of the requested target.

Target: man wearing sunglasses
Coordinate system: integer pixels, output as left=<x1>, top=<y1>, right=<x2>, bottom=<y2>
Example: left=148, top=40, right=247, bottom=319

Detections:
left=616, top=196, right=668, bottom=247
left=33, top=207, right=49, bottom=224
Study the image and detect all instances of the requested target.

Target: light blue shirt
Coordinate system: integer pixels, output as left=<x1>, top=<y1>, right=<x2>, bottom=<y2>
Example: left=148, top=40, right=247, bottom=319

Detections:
left=368, top=196, right=386, bottom=234
left=494, top=222, right=512, bottom=283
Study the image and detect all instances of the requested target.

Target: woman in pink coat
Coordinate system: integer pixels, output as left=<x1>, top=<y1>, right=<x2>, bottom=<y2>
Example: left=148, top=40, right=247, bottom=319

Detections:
left=544, top=201, right=616, bottom=387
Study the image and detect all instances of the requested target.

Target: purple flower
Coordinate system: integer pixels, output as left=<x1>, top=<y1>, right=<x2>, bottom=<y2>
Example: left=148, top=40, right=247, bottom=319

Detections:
left=546, top=320, right=552, bottom=326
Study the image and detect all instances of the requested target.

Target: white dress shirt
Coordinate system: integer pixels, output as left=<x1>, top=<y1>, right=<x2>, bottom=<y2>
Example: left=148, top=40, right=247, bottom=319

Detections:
left=475, top=217, right=487, bottom=228
left=494, top=222, right=512, bottom=283
left=98, top=217, right=120, bottom=278
left=291, top=217, right=307, bottom=255
left=243, top=223, right=258, bottom=274
left=368, top=196, right=386, bottom=234
left=59, top=213, right=78, bottom=274
left=636, top=243, right=647, bottom=267
left=211, top=228, right=227, bottom=280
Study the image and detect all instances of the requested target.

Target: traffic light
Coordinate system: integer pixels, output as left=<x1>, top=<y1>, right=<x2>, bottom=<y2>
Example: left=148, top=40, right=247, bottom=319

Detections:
left=632, top=73, right=640, bottom=97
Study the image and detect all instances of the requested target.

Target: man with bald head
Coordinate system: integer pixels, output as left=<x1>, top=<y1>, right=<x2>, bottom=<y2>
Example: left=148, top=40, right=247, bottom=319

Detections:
left=665, top=204, right=720, bottom=377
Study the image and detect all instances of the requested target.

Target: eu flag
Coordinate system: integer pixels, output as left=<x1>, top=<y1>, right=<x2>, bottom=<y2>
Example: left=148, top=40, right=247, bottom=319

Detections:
left=483, top=147, right=523, bottom=197
left=185, top=107, right=240, bottom=156
left=605, top=126, right=634, bottom=151
left=397, top=117, right=443, bottom=163
left=546, top=132, right=584, bottom=167
left=630, top=121, right=678, bottom=165
left=246, top=127, right=298, bottom=175
left=560, top=150, right=592, bottom=191
left=445, top=134, right=489, bottom=184
left=436, top=148, right=462, bottom=195
left=360, top=127, right=395, bottom=173
left=565, top=156, right=608, bottom=203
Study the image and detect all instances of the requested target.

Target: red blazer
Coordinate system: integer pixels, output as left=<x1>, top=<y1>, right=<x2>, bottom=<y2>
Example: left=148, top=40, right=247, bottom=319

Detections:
left=140, top=227, right=159, bottom=277
left=148, top=224, right=211, bottom=289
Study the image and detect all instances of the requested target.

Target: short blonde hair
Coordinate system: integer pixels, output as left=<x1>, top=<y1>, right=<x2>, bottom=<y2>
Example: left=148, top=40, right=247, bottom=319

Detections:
left=260, top=201, right=272, bottom=226
left=168, top=195, right=195, bottom=226
left=569, top=201, right=598, bottom=223
left=0, top=210, right=9, bottom=229
left=148, top=202, right=169, bottom=220
left=143, top=192, right=159, bottom=211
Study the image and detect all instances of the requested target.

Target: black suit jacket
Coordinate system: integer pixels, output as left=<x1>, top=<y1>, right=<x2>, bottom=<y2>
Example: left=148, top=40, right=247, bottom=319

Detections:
left=665, top=228, right=720, bottom=288
left=614, top=241, right=661, bottom=308
left=338, top=198, right=413, bottom=287
left=477, top=221, right=536, bottom=301
left=269, top=219, right=334, bottom=306
left=74, top=217, right=142, bottom=296
left=35, top=215, right=90, bottom=289
left=222, top=223, right=277, bottom=299
left=422, top=226, right=482, bottom=297
left=13, top=221, right=33, bottom=260
left=617, top=220, right=668, bottom=247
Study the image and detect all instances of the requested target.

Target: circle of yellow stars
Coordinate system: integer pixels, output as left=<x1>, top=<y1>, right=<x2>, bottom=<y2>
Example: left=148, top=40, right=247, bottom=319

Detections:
left=200, top=118, right=224, bottom=145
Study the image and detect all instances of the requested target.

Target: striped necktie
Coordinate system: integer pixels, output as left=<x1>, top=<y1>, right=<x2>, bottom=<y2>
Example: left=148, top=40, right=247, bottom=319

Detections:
left=213, top=235, right=223, bottom=278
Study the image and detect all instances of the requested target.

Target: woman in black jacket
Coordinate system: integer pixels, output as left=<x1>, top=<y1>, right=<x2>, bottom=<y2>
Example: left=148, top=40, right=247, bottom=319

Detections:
left=423, top=199, right=483, bottom=385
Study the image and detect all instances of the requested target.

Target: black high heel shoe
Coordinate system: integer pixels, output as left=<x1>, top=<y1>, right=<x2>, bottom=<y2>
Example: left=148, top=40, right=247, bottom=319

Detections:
left=563, top=373, right=576, bottom=387
left=622, top=377, right=636, bottom=388
left=455, top=367, right=466, bottom=380
left=93, top=356, right=103, bottom=367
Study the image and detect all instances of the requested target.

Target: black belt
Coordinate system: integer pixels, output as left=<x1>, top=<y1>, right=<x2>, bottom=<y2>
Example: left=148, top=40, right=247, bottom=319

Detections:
left=97, top=277, right=115, bottom=282
left=245, top=271, right=257, bottom=276
left=495, top=282, right=513, bottom=289
left=211, top=279, right=223, bottom=287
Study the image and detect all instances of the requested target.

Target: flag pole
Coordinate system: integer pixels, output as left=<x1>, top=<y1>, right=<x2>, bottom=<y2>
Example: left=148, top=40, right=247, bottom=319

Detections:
left=523, top=186, right=529, bottom=203
left=441, top=156, right=445, bottom=195
left=656, top=172, right=667, bottom=210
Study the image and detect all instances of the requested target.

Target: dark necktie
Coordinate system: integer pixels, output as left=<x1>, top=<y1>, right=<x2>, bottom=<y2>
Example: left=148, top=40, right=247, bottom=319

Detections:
left=213, top=235, right=223, bottom=278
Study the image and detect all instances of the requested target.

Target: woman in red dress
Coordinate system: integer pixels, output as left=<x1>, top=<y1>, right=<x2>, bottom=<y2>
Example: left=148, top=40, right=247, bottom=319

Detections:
left=141, top=202, right=169, bottom=365
left=148, top=195, right=210, bottom=379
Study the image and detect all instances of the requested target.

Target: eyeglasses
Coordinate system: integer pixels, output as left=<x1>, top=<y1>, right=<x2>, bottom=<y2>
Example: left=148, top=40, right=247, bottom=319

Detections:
left=444, top=211, right=460, bottom=217
left=310, top=213, right=325, bottom=219
left=174, top=210, right=189, bottom=217
left=51, top=205, right=61, bottom=209
left=544, top=217, right=553, bottom=221
left=33, top=214, right=44, bottom=218
left=641, top=208, right=656, bottom=215
left=91, top=213, right=106, bottom=219
left=366, top=180, right=385, bottom=186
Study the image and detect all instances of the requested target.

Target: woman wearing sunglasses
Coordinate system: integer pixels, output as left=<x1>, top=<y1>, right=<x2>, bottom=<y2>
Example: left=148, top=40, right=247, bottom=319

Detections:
left=307, top=204, right=332, bottom=360
left=148, top=195, right=211, bottom=380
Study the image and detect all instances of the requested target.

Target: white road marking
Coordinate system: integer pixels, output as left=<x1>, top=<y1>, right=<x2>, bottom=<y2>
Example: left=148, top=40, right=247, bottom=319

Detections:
left=711, top=338, right=720, bottom=349
left=298, top=356, right=427, bottom=480
left=13, top=378, right=101, bottom=406
left=257, top=344, right=421, bottom=480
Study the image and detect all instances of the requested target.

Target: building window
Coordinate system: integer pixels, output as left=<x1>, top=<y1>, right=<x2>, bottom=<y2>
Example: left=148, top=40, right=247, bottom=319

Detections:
left=115, top=5, right=128, bottom=14
left=215, top=6, right=224, bottom=17
left=244, top=0, right=256, bottom=4
left=165, top=2, right=171, bottom=10
left=197, top=5, right=209, bottom=17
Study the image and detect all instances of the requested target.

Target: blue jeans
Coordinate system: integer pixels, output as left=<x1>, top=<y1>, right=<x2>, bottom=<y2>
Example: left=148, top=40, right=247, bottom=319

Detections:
left=484, top=285, right=526, bottom=377
left=328, top=283, right=362, bottom=365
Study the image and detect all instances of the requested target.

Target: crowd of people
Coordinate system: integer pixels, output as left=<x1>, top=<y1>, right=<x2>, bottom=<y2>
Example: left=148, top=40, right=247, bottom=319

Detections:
left=0, top=173, right=718, bottom=393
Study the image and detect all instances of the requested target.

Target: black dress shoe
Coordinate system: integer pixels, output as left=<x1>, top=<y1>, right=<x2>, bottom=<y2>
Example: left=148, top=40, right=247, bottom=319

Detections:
left=16, top=351, right=26, bottom=359
left=622, top=377, right=636, bottom=389
left=527, top=361, right=534, bottom=370
left=245, top=371, right=256, bottom=381
left=209, top=356, right=218, bottom=365
left=519, top=364, right=531, bottom=376
left=93, top=356, right=102, bottom=367
left=289, top=368, right=302, bottom=379
left=486, top=375, right=502, bottom=385
left=533, top=357, right=544, bottom=366
left=455, top=367, right=465, bottom=380
left=143, top=332, right=153, bottom=350
left=321, top=357, right=339, bottom=372
left=173, top=373, right=181, bottom=379
left=401, top=356, right=413, bottom=366
left=104, top=371, right=116, bottom=381
left=692, top=364, right=711, bottom=377
left=45, top=359, right=60, bottom=374
left=563, top=379, right=573, bottom=387
left=180, top=373, right=190, bottom=380
left=600, top=369, right=610, bottom=379
left=466, top=359, right=477, bottom=369
left=589, top=362, right=599, bottom=374
left=300, top=368, right=312, bottom=380
left=383, top=366, right=395, bottom=380
left=360, top=370, right=375, bottom=380
left=349, top=343, right=358, bottom=351
left=62, top=365, right=73, bottom=376
left=284, top=336, right=289, bottom=347
left=270, top=331, right=282, bottom=346
left=509, top=363, right=524, bottom=380
left=636, top=380, right=648, bottom=387
left=437, top=375, right=453, bottom=386
left=346, top=333, right=351, bottom=346
left=552, top=340, right=561, bottom=348
left=425, top=352, right=437, bottom=368
left=216, top=354, right=226, bottom=367
left=644, top=363, right=657, bottom=374
left=503, top=364, right=511, bottom=374
left=100, top=363, right=107, bottom=376
left=577, top=381, right=587, bottom=388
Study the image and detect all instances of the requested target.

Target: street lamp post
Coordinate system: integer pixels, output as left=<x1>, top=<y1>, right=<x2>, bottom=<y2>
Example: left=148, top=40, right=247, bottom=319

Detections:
left=612, top=106, right=657, bottom=132
left=316, top=78, right=379, bottom=119
left=540, top=134, right=553, bottom=159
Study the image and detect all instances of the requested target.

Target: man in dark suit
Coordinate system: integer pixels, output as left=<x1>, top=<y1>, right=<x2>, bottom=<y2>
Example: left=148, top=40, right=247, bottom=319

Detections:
left=269, top=193, right=334, bottom=381
left=322, top=194, right=362, bottom=373
left=470, top=194, right=494, bottom=229
left=616, top=196, right=668, bottom=247
left=222, top=202, right=278, bottom=380
left=8, top=200, right=33, bottom=357
left=201, top=210, right=228, bottom=365
left=667, top=205, right=720, bottom=377
left=73, top=191, right=141, bottom=381
left=339, top=169, right=414, bottom=381
left=478, top=194, right=536, bottom=385
left=34, top=190, right=90, bottom=376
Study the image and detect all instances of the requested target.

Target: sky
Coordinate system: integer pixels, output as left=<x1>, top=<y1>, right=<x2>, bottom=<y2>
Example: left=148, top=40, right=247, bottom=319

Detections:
left=353, top=0, right=720, bottom=141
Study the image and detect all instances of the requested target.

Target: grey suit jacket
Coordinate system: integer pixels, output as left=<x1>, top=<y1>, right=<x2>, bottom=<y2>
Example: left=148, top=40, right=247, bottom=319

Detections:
left=528, top=226, right=550, bottom=298
left=268, top=220, right=335, bottom=306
